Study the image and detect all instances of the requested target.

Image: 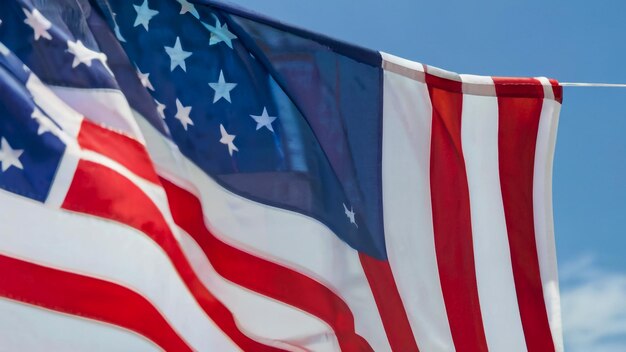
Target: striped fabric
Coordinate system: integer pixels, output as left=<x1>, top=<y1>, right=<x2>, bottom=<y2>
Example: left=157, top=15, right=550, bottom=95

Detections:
left=0, top=1, right=563, bottom=351
left=381, top=54, right=563, bottom=351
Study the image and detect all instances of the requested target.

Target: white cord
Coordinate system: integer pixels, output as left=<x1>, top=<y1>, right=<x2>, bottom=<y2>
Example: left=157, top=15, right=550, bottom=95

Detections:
left=560, top=82, right=626, bottom=87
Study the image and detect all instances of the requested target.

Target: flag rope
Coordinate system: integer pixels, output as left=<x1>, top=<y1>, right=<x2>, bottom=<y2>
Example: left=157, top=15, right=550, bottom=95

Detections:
left=560, top=82, right=626, bottom=87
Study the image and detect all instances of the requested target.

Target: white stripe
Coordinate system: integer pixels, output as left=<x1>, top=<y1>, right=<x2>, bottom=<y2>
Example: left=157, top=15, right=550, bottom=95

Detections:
left=534, top=77, right=564, bottom=351
left=48, top=85, right=145, bottom=141
left=460, top=74, right=528, bottom=352
left=135, top=115, right=392, bottom=352
left=380, top=51, right=424, bottom=72
left=45, top=146, right=80, bottom=208
left=0, top=190, right=239, bottom=352
left=77, top=149, right=176, bottom=223
left=187, top=163, right=388, bottom=351
left=381, top=66, right=455, bottom=351
left=0, top=298, right=160, bottom=352
left=176, top=224, right=338, bottom=352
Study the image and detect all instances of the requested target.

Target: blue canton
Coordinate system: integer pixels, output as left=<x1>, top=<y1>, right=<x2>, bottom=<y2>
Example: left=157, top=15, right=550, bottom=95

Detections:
left=98, top=0, right=387, bottom=259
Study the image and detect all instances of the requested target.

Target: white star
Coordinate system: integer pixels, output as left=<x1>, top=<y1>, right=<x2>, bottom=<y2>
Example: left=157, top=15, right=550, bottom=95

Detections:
left=165, top=37, right=192, bottom=72
left=343, top=203, right=358, bottom=228
left=155, top=99, right=166, bottom=119
left=174, top=98, right=193, bottom=130
left=23, top=8, right=52, bottom=41
left=137, top=67, right=154, bottom=91
left=219, top=124, right=238, bottom=156
left=209, top=70, right=237, bottom=103
left=30, top=108, right=56, bottom=135
left=67, top=40, right=112, bottom=75
left=202, top=16, right=237, bottom=49
left=0, top=138, right=24, bottom=172
left=250, top=107, right=277, bottom=133
left=176, top=0, right=199, bottom=18
left=133, top=0, right=159, bottom=31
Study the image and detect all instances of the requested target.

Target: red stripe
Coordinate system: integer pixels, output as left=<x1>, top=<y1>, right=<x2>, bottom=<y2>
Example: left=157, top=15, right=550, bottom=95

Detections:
left=359, top=253, right=420, bottom=352
left=426, top=73, right=489, bottom=352
left=489, top=77, right=547, bottom=98
left=160, top=177, right=373, bottom=352
left=424, top=71, right=463, bottom=93
left=77, top=119, right=159, bottom=184
left=549, top=79, right=563, bottom=104
left=0, top=253, right=191, bottom=351
left=62, top=160, right=285, bottom=352
left=494, top=78, right=556, bottom=352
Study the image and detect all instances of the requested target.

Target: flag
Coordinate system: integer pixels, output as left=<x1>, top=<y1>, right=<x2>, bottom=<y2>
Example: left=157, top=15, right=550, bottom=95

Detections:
left=0, top=0, right=563, bottom=351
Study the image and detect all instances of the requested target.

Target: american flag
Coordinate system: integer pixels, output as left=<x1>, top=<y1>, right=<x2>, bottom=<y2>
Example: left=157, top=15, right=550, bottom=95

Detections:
left=0, top=0, right=564, bottom=351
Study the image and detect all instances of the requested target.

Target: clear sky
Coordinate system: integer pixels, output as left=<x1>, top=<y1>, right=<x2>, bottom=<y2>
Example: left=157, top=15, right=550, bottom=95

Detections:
left=225, top=0, right=626, bottom=350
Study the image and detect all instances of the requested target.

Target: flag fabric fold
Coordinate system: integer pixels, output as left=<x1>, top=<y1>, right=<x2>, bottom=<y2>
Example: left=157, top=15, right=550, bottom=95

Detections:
left=0, top=1, right=563, bottom=351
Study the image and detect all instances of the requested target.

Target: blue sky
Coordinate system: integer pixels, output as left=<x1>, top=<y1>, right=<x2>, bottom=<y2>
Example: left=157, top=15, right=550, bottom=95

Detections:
left=225, top=0, right=626, bottom=350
